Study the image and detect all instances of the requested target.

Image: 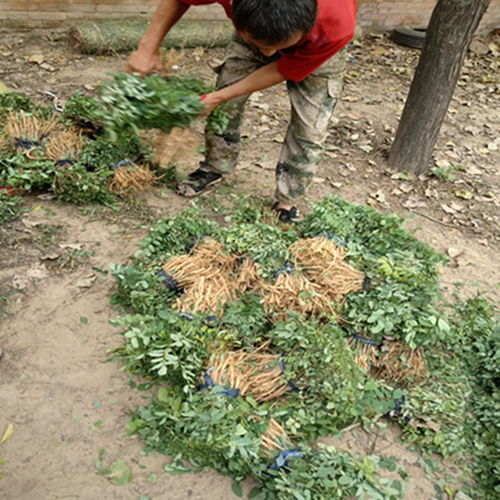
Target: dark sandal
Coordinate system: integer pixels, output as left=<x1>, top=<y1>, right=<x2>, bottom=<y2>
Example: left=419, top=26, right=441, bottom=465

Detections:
left=272, top=202, right=300, bottom=222
left=176, top=168, right=222, bottom=197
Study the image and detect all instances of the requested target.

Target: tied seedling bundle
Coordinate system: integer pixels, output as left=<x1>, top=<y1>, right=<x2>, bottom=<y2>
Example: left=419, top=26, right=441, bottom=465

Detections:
left=0, top=73, right=230, bottom=208
left=110, top=195, right=500, bottom=497
left=0, top=91, right=150, bottom=204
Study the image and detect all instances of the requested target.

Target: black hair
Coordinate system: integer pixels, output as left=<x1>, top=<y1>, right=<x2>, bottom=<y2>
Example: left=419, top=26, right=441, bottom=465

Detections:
left=232, top=0, right=318, bottom=45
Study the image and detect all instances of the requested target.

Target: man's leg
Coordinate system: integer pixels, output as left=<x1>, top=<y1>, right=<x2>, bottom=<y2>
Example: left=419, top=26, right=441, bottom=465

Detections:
left=204, top=37, right=272, bottom=175
left=275, top=50, right=347, bottom=207
left=177, top=36, right=275, bottom=196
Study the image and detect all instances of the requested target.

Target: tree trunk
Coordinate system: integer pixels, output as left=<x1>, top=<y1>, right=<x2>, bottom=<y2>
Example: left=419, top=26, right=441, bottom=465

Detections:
left=388, top=0, right=491, bottom=174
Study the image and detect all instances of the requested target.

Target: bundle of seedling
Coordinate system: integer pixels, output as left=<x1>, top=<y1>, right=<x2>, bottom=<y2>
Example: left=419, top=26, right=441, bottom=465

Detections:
left=0, top=71, right=229, bottom=208
left=109, top=195, right=500, bottom=497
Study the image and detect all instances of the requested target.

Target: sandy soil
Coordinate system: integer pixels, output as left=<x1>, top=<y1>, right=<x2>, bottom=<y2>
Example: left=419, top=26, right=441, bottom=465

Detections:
left=0, top=27, right=498, bottom=500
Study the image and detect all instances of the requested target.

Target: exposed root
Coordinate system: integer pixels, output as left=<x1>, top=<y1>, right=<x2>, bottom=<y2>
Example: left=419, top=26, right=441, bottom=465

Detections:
left=165, top=238, right=239, bottom=315
left=260, top=272, right=337, bottom=320
left=163, top=236, right=365, bottom=319
left=161, top=48, right=185, bottom=74
left=290, top=237, right=365, bottom=301
left=108, top=163, right=157, bottom=196
left=45, top=128, right=83, bottom=163
left=205, top=343, right=292, bottom=402
left=3, top=111, right=57, bottom=152
left=176, top=273, right=236, bottom=316
left=374, top=341, right=426, bottom=385
left=233, top=258, right=264, bottom=292
left=259, top=418, right=291, bottom=453
left=347, top=336, right=379, bottom=371
left=153, top=126, right=199, bottom=168
left=0, top=131, right=9, bottom=152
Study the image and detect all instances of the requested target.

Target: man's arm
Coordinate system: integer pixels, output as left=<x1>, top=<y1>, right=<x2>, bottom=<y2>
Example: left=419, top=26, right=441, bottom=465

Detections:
left=201, top=61, right=285, bottom=114
left=127, top=0, right=190, bottom=75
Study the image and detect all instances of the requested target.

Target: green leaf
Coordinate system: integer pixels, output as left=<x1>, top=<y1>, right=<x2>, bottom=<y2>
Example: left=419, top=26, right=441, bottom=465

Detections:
left=231, top=481, right=243, bottom=497
left=164, top=461, right=191, bottom=475
left=248, top=487, right=262, bottom=499
left=102, top=459, right=133, bottom=485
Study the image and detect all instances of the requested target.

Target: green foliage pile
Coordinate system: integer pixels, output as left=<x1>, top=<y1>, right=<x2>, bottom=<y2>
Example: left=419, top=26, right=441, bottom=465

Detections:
left=402, top=296, right=499, bottom=499
left=113, top=195, right=491, bottom=496
left=0, top=91, right=148, bottom=206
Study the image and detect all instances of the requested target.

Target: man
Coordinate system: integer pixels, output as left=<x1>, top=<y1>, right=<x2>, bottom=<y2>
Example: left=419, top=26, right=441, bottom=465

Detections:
left=127, top=0, right=356, bottom=221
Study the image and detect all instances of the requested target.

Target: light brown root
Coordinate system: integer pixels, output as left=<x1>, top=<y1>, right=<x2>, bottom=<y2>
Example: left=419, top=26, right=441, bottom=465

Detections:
left=203, top=345, right=292, bottom=402
left=161, top=48, right=185, bottom=74
left=373, top=341, right=426, bottom=385
left=3, top=111, right=58, bottom=153
left=259, top=272, right=337, bottom=320
left=153, top=126, right=199, bottom=168
left=45, top=128, right=83, bottom=163
left=108, top=163, right=157, bottom=196
left=259, top=417, right=291, bottom=454
left=347, top=336, right=379, bottom=371
left=233, top=258, right=264, bottom=292
left=290, top=236, right=366, bottom=302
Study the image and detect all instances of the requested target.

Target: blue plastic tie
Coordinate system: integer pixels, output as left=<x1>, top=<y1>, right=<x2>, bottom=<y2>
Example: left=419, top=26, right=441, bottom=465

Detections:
left=55, top=159, right=74, bottom=167
left=269, top=449, right=303, bottom=471
left=14, top=138, right=41, bottom=149
left=109, top=158, right=133, bottom=171
left=316, top=232, right=347, bottom=247
left=200, top=373, right=240, bottom=398
left=383, top=395, right=410, bottom=423
left=178, top=312, right=195, bottom=320
left=274, top=263, right=294, bottom=279
left=278, top=359, right=299, bottom=391
left=350, top=333, right=381, bottom=347
left=155, top=269, right=181, bottom=292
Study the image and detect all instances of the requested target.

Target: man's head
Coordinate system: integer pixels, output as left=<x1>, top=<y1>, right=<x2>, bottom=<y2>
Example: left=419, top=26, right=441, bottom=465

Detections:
left=232, top=0, right=318, bottom=55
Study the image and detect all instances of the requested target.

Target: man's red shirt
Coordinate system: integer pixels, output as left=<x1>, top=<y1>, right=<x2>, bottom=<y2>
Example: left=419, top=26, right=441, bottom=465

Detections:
left=178, top=0, right=357, bottom=82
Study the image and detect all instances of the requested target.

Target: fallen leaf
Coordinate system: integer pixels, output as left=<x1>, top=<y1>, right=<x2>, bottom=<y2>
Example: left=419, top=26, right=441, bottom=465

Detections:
left=100, top=459, right=133, bottom=485
left=41, top=253, right=60, bottom=261
left=434, top=158, right=451, bottom=168
left=465, top=165, right=482, bottom=175
left=21, top=218, right=43, bottom=229
left=447, top=247, right=463, bottom=258
left=25, top=54, right=45, bottom=64
left=76, top=274, right=97, bottom=288
left=0, top=424, right=14, bottom=444
left=370, top=190, right=386, bottom=203
left=399, top=182, right=413, bottom=193
left=403, top=196, right=427, bottom=209
left=39, top=63, right=56, bottom=72
left=455, top=189, right=473, bottom=200
left=59, top=243, right=83, bottom=251
left=358, top=144, right=373, bottom=153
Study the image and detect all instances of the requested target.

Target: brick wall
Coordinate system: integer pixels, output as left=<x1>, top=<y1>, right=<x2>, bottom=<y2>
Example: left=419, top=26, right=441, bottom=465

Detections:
left=0, top=0, right=499, bottom=33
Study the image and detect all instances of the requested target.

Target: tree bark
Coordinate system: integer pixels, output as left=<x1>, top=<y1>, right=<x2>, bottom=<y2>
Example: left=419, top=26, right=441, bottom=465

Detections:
left=388, top=0, right=491, bottom=174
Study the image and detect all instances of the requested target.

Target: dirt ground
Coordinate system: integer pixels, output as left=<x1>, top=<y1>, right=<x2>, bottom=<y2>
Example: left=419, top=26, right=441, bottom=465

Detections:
left=0, top=26, right=498, bottom=500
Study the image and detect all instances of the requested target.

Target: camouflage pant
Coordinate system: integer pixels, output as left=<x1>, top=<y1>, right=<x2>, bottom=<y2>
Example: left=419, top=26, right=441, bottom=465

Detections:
left=204, top=34, right=346, bottom=203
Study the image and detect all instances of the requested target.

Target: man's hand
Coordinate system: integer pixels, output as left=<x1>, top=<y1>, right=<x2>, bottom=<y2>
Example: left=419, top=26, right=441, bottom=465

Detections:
left=125, top=0, right=190, bottom=75
left=199, top=92, right=225, bottom=116
left=126, top=49, right=163, bottom=76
